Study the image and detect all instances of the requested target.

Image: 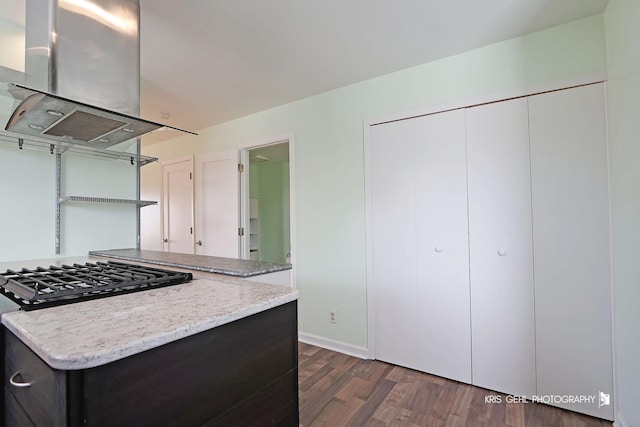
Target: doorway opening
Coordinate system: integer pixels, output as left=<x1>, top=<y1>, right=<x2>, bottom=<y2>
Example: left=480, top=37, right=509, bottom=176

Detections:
left=241, top=137, right=293, bottom=269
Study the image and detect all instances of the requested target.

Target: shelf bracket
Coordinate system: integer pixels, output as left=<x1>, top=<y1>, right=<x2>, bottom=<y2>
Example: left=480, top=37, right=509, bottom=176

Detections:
left=55, top=153, right=62, bottom=254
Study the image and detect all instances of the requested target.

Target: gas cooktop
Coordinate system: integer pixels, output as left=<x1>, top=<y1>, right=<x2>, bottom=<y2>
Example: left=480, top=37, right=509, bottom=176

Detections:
left=0, top=261, right=193, bottom=311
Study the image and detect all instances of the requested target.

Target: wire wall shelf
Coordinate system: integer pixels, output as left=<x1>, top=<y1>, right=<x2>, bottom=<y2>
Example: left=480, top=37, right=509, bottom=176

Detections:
left=0, top=130, right=158, bottom=166
left=58, top=196, right=157, bottom=207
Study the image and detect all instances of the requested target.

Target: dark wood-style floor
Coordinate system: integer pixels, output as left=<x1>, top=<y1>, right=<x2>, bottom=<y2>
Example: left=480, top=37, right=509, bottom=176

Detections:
left=298, top=342, right=612, bottom=427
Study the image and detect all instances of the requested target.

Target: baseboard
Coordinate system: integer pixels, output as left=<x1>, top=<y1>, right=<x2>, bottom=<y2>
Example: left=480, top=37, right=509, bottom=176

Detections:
left=298, top=332, right=369, bottom=359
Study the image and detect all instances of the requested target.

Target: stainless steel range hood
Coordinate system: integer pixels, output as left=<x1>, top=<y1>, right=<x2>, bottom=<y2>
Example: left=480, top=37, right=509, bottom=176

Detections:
left=0, top=0, right=195, bottom=156
left=2, top=82, right=194, bottom=150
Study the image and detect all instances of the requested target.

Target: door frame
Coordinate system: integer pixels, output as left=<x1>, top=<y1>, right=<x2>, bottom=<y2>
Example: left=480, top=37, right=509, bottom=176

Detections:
left=240, top=132, right=296, bottom=289
left=161, top=155, right=194, bottom=253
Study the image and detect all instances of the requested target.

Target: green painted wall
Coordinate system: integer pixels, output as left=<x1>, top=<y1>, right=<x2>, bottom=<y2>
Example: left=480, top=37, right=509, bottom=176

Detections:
left=247, top=161, right=290, bottom=263
left=605, top=1, right=640, bottom=425
left=257, top=161, right=289, bottom=263
left=141, top=15, right=608, bottom=349
left=249, top=164, right=260, bottom=198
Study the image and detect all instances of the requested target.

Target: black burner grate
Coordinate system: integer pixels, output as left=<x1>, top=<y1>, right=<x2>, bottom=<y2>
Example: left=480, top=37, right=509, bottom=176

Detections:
left=0, top=261, right=193, bottom=310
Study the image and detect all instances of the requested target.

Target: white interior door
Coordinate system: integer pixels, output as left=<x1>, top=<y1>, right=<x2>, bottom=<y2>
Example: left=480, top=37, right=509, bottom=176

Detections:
left=529, top=83, right=613, bottom=420
left=162, top=157, right=194, bottom=254
left=195, top=150, right=239, bottom=258
left=466, top=98, right=536, bottom=397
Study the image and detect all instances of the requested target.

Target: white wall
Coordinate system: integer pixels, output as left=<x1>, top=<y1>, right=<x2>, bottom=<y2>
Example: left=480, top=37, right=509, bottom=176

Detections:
left=0, top=144, right=138, bottom=261
left=141, top=15, right=608, bottom=350
left=0, top=0, right=25, bottom=72
left=605, top=1, right=640, bottom=426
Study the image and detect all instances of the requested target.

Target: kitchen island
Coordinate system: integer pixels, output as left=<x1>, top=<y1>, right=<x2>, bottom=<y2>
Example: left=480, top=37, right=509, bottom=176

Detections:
left=1, top=256, right=299, bottom=426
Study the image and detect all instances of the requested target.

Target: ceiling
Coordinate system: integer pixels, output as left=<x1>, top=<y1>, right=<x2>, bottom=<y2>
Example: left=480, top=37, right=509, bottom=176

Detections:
left=134, top=1, right=605, bottom=139
left=2, top=1, right=610, bottom=141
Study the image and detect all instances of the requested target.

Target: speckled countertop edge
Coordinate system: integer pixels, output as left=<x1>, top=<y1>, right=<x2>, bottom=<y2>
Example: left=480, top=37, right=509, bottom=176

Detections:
left=89, top=249, right=292, bottom=277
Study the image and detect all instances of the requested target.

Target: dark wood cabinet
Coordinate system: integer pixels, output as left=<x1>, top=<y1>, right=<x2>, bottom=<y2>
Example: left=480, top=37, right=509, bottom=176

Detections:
left=4, top=301, right=298, bottom=426
left=4, top=328, right=66, bottom=426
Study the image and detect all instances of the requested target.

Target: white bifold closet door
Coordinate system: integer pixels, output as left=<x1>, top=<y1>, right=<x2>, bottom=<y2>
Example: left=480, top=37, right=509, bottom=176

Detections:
left=371, top=109, right=472, bottom=383
left=529, top=83, right=613, bottom=420
left=371, top=117, right=420, bottom=371
left=466, top=98, right=536, bottom=397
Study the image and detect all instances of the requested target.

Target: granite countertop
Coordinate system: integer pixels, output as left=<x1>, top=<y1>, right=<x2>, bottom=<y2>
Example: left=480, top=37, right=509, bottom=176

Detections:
left=0, top=256, right=298, bottom=370
left=89, top=248, right=292, bottom=277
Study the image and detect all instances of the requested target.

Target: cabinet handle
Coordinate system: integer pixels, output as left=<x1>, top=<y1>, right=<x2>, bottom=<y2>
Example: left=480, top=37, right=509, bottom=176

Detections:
left=497, top=249, right=508, bottom=256
left=163, top=239, right=168, bottom=243
left=434, top=247, right=444, bottom=253
left=9, top=372, right=31, bottom=388
left=196, top=240, right=202, bottom=246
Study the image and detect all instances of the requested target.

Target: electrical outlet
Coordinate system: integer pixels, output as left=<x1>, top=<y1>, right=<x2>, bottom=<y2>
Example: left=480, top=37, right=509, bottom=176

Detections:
left=329, top=310, right=338, bottom=324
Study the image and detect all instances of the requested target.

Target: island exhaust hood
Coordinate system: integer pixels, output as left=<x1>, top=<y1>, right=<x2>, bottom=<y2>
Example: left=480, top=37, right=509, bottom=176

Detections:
left=2, top=82, right=195, bottom=149
left=0, top=0, right=195, bottom=154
